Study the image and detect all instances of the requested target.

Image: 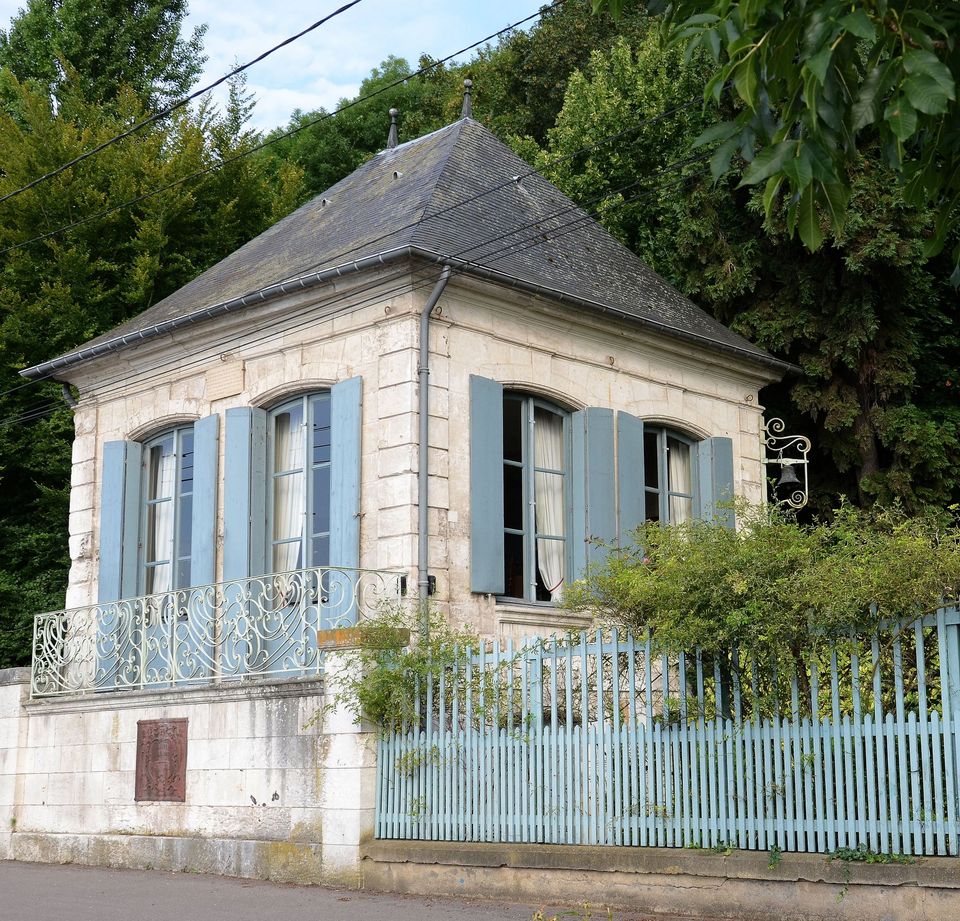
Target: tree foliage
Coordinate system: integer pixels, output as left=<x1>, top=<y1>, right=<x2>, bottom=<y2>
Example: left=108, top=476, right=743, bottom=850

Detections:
left=594, top=0, right=960, bottom=279
left=530, top=30, right=960, bottom=510
left=0, top=0, right=206, bottom=109
left=0, top=69, right=303, bottom=668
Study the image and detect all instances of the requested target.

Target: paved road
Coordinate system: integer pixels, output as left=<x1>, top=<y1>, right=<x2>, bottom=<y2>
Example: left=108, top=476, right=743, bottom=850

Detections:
left=0, top=861, right=658, bottom=921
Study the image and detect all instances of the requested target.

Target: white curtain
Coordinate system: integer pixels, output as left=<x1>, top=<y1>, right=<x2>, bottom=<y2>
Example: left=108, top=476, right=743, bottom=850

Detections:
left=273, top=411, right=305, bottom=572
left=534, top=410, right=565, bottom=600
left=667, top=439, right=692, bottom=524
left=148, top=446, right=176, bottom=593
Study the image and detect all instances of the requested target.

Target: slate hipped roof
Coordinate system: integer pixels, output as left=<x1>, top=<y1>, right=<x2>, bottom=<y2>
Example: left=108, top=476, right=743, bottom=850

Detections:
left=23, top=117, right=787, bottom=379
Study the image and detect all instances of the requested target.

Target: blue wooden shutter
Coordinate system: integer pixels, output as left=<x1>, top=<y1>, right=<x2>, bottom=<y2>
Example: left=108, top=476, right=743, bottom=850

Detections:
left=330, top=376, right=363, bottom=570
left=616, top=412, right=645, bottom=547
left=223, top=407, right=267, bottom=581
left=695, top=436, right=736, bottom=528
left=98, top=440, right=142, bottom=602
left=569, top=408, right=616, bottom=580
left=190, top=414, right=219, bottom=586
left=469, top=375, right=504, bottom=594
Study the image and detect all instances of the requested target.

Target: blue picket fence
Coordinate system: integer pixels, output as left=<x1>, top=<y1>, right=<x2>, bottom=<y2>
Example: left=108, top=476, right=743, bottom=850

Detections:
left=375, top=607, right=960, bottom=855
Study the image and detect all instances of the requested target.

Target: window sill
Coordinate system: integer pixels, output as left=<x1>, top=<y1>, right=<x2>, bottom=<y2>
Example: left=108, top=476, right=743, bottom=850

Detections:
left=494, top=599, right=593, bottom=632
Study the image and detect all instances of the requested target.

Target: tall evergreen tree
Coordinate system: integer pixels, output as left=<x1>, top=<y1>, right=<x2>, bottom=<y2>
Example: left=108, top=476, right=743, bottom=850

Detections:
left=0, top=0, right=206, bottom=109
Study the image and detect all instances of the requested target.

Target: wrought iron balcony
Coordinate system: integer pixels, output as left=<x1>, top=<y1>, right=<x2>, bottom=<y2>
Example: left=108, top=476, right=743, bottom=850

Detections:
left=30, top=567, right=404, bottom=698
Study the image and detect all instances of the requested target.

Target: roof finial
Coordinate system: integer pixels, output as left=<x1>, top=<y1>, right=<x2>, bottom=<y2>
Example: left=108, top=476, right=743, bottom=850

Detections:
left=461, top=79, right=473, bottom=119
left=387, top=108, right=399, bottom=148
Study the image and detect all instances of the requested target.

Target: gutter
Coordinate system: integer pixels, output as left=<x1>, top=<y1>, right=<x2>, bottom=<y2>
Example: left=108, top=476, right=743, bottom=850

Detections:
left=409, top=247, right=798, bottom=378
left=19, top=247, right=415, bottom=380
left=20, top=244, right=795, bottom=383
left=417, top=266, right=452, bottom=635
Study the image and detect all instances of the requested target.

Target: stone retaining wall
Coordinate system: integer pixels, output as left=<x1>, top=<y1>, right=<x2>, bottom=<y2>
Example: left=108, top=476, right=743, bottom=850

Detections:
left=362, top=839, right=960, bottom=921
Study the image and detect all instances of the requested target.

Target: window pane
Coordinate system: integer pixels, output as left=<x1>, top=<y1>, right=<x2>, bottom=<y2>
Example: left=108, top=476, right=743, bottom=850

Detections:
left=145, top=499, right=173, bottom=565
left=179, top=431, right=194, bottom=494
left=176, top=558, right=191, bottom=590
left=503, top=463, right=524, bottom=531
left=311, top=534, right=330, bottom=568
left=146, top=563, right=171, bottom=595
left=534, top=471, right=564, bottom=538
left=503, top=397, right=522, bottom=463
left=178, top=494, right=193, bottom=556
left=273, top=541, right=302, bottom=573
left=273, top=404, right=304, bottom=472
left=312, top=465, right=331, bottom=535
left=273, top=471, right=305, bottom=542
left=534, top=407, right=564, bottom=472
left=666, top=437, right=692, bottom=495
left=535, top=537, right=564, bottom=602
left=503, top=532, right=525, bottom=599
left=646, top=491, right=661, bottom=523
left=669, top=495, right=693, bottom=524
left=312, top=397, right=331, bottom=465
left=643, top=432, right=659, bottom=491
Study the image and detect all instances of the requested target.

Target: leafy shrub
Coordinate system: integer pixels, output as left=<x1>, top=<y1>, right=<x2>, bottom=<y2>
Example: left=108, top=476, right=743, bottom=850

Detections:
left=563, top=502, right=960, bottom=669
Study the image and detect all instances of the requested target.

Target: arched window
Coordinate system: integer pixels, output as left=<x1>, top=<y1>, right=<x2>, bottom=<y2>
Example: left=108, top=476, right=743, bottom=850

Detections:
left=267, top=392, right=331, bottom=573
left=502, top=393, right=568, bottom=602
left=140, top=426, right=194, bottom=594
left=643, top=426, right=695, bottom=524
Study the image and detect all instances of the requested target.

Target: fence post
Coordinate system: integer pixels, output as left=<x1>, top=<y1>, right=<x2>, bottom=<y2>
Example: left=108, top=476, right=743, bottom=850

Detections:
left=942, top=606, right=960, bottom=716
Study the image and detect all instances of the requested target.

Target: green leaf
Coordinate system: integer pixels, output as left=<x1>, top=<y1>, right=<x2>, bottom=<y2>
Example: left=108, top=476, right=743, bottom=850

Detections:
left=762, top=175, right=784, bottom=221
left=884, top=96, right=917, bottom=141
left=903, top=50, right=956, bottom=95
left=710, top=137, right=740, bottom=180
left=838, top=10, right=876, bottom=40
left=852, top=61, right=896, bottom=131
left=782, top=146, right=812, bottom=190
left=733, top=59, right=760, bottom=111
left=796, top=184, right=824, bottom=251
left=738, top=140, right=794, bottom=186
left=692, top=121, right=741, bottom=149
left=818, top=182, right=850, bottom=234
left=805, top=47, right=833, bottom=85
left=903, top=73, right=953, bottom=115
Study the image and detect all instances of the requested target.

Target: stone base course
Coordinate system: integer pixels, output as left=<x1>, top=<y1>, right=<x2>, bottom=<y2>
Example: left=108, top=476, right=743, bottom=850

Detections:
left=361, top=840, right=960, bottom=921
left=9, top=831, right=345, bottom=886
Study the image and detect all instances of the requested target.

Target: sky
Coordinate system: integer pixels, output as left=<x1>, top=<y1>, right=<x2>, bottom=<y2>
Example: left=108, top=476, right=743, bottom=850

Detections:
left=0, top=0, right=545, bottom=131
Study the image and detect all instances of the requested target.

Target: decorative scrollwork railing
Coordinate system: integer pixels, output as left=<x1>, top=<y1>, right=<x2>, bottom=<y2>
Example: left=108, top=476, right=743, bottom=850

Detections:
left=30, top=567, right=404, bottom=698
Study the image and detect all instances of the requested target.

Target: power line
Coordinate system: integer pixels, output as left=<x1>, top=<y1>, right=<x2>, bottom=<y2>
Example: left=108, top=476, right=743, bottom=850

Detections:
left=10, top=148, right=710, bottom=418
left=0, top=153, right=710, bottom=430
left=0, top=1, right=366, bottom=207
left=0, top=89, right=696, bottom=403
left=0, top=3, right=561, bottom=261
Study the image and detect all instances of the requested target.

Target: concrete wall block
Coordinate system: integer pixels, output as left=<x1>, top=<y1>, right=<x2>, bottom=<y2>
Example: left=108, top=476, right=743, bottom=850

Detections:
left=376, top=475, right=415, bottom=510
left=376, top=381, right=416, bottom=419
left=102, top=770, right=135, bottom=806
left=374, top=413, right=415, bottom=450
left=71, top=433, right=97, bottom=465
left=68, top=481, right=95, bottom=516
left=377, top=350, right=416, bottom=388
left=377, top=444, right=417, bottom=479
left=70, top=459, right=96, bottom=488
left=319, top=807, right=371, bottom=847
left=188, top=737, right=233, bottom=770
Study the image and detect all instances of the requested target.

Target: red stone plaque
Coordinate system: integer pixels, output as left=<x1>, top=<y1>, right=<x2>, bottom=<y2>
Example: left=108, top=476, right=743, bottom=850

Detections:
left=135, top=718, right=188, bottom=802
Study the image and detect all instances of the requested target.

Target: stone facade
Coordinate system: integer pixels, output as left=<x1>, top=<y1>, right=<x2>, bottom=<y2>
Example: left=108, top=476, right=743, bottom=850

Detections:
left=1, top=656, right=373, bottom=885
left=59, top=265, right=777, bottom=636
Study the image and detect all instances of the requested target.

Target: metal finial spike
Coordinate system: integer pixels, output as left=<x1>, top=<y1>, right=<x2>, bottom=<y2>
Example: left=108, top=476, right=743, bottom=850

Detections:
left=461, top=79, right=473, bottom=119
left=387, top=108, right=399, bottom=149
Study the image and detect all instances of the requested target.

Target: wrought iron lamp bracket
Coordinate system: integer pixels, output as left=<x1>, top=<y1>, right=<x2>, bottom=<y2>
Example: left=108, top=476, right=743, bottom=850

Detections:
left=763, top=418, right=811, bottom=509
